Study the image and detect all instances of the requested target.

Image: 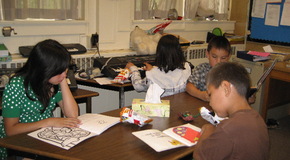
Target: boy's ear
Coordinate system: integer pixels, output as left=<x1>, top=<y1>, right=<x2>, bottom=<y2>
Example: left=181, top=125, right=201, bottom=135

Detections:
left=221, top=81, right=231, bottom=97
left=206, top=51, right=209, bottom=58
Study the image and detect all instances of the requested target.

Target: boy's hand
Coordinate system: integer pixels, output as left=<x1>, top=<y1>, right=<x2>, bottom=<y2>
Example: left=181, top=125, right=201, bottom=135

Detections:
left=248, top=93, right=256, bottom=104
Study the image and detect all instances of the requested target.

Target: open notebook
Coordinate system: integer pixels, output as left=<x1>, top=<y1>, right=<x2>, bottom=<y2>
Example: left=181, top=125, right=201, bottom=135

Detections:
left=28, top=114, right=120, bottom=150
left=248, top=59, right=277, bottom=97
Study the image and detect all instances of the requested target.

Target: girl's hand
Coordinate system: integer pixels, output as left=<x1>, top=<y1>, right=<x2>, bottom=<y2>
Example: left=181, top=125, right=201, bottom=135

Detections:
left=144, top=62, right=153, bottom=71
left=125, top=62, right=135, bottom=69
left=4, top=117, right=81, bottom=136
left=46, top=117, right=81, bottom=128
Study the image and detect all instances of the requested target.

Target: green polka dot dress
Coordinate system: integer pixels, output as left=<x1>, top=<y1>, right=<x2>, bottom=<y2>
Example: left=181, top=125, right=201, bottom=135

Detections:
left=0, top=76, right=62, bottom=159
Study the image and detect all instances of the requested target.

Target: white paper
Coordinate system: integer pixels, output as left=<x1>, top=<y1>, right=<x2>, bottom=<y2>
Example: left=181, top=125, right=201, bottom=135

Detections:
left=28, top=127, right=96, bottom=150
left=132, top=123, right=201, bottom=152
left=265, top=4, right=280, bottom=26
left=78, top=114, right=120, bottom=135
left=94, top=77, right=113, bottom=85
left=252, top=0, right=267, bottom=18
left=132, top=129, right=186, bottom=152
left=263, top=45, right=274, bottom=52
left=28, top=114, right=120, bottom=150
left=163, top=124, right=201, bottom=147
left=281, top=3, right=290, bottom=26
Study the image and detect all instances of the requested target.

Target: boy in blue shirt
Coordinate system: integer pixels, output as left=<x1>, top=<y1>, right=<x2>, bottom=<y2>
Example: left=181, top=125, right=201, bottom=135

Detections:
left=186, top=36, right=231, bottom=101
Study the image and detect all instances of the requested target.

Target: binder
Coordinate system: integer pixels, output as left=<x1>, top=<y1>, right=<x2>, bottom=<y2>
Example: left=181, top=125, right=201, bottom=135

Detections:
left=237, top=51, right=270, bottom=62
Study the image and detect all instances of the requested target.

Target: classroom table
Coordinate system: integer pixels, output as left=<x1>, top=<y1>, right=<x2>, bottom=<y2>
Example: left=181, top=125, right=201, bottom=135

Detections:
left=261, top=61, right=290, bottom=120
left=76, top=78, right=134, bottom=108
left=0, top=92, right=210, bottom=160
left=71, top=88, right=99, bottom=114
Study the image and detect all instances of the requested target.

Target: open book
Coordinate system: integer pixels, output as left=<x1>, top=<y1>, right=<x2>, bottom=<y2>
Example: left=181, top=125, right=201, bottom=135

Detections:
left=248, top=58, right=277, bottom=97
left=28, top=114, right=120, bottom=150
left=132, top=123, right=201, bottom=152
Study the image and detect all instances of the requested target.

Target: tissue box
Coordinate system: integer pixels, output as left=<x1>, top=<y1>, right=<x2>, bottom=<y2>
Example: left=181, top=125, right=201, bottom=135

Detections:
left=132, top=99, right=170, bottom=117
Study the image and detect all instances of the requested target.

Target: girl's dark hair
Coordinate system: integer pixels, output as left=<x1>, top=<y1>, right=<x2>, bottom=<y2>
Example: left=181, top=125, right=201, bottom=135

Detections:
left=13, top=39, right=71, bottom=112
left=206, top=62, right=251, bottom=98
left=207, top=36, right=231, bottom=55
left=155, top=34, right=186, bottom=73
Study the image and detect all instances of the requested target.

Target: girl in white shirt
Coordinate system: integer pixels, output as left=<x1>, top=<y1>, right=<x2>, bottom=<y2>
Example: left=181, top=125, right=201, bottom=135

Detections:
left=126, top=34, right=192, bottom=97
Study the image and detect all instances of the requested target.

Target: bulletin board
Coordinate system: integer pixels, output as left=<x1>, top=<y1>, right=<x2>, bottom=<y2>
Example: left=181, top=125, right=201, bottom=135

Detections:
left=248, top=0, right=290, bottom=45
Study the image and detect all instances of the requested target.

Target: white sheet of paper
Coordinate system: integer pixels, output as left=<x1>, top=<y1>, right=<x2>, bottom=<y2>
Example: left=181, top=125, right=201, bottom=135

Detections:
left=265, top=4, right=280, bottom=26
left=281, top=3, right=290, bottom=26
left=252, top=0, right=267, bottom=18
left=27, top=114, right=120, bottom=150
left=78, top=114, right=120, bottom=135
left=263, top=45, right=274, bottom=52
left=28, top=127, right=96, bottom=150
left=132, top=129, right=185, bottom=152
left=94, top=77, right=113, bottom=85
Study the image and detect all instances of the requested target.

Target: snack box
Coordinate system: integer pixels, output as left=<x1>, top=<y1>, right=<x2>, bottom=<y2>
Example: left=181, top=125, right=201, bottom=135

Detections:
left=132, top=99, right=170, bottom=117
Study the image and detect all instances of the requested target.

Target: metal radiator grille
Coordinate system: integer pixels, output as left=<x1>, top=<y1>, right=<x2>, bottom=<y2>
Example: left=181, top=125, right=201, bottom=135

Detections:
left=184, top=46, right=237, bottom=61
left=1, top=45, right=238, bottom=70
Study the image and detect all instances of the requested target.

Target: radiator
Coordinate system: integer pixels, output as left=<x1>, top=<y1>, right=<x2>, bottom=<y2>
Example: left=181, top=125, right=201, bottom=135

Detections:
left=0, top=45, right=240, bottom=71
left=0, top=54, right=95, bottom=71
left=184, top=45, right=238, bottom=65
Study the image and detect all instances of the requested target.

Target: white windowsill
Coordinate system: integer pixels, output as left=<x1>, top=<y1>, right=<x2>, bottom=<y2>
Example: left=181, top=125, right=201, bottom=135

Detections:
left=0, top=20, right=87, bottom=25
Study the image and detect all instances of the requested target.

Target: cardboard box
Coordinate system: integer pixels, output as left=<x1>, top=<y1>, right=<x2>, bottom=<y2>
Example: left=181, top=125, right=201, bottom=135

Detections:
left=132, top=99, right=170, bottom=117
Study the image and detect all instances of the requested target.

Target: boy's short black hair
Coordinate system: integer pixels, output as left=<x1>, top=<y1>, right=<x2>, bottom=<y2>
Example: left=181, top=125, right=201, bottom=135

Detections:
left=207, top=36, right=231, bottom=55
left=206, top=62, right=251, bottom=98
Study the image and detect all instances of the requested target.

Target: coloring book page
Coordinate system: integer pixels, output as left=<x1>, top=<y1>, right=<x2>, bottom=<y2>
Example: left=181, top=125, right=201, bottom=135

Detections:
left=28, top=127, right=96, bottom=150
left=132, top=123, right=201, bottom=152
left=28, top=114, right=120, bottom=150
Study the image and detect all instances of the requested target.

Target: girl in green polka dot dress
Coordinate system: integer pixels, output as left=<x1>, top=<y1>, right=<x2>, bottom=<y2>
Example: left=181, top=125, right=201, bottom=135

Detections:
left=0, top=39, right=81, bottom=159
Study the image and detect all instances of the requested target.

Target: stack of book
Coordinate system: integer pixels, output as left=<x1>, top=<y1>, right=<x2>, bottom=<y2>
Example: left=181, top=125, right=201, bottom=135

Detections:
left=224, top=33, right=245, bottom=44
left=0, top=43, right=12, bottom=62
left=237, top=51, right=271, bottom=62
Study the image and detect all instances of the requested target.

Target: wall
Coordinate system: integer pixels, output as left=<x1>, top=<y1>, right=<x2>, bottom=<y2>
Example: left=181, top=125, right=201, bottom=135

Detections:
left=0, top=0, right=236, bottom=54
left=230, top=0, right=290, bottom=119
left=229, top=0, right=250, bottom=36
left=0, top=0, right=241, bottom=116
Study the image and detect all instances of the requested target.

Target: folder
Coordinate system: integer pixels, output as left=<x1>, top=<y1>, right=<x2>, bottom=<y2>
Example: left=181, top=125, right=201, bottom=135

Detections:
left=237, top=51, right=270, bottom=62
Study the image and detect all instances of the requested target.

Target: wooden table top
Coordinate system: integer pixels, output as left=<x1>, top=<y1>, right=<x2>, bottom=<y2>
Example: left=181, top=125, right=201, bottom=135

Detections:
left=264, top=61, right=290, bottom=73
left=0, top=88, right=98, bottom=111
left=71, top=88, right=99, bottom=99
left=0, top=92, right=210, bottom=160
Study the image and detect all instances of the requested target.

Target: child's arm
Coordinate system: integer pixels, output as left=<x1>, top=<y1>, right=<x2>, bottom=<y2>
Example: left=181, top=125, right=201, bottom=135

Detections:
left=143, top=62, right=153, bottom=71
left=58, top=78, right=79, bottom=118
left=4, top=117, right=81, bottom=136
left=126, top=62, right=149, bottom=92
left=186, top=82, right=209, bottom=101
left=193, top=124, right=216, bottom=159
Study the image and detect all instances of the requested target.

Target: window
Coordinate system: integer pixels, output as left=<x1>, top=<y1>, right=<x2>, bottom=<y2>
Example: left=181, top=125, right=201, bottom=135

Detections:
left=134, top=0, right=230, bottom=20
left=0, top=0, right=84, bottom=21
left=135, top=0, right=183, bottom=20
